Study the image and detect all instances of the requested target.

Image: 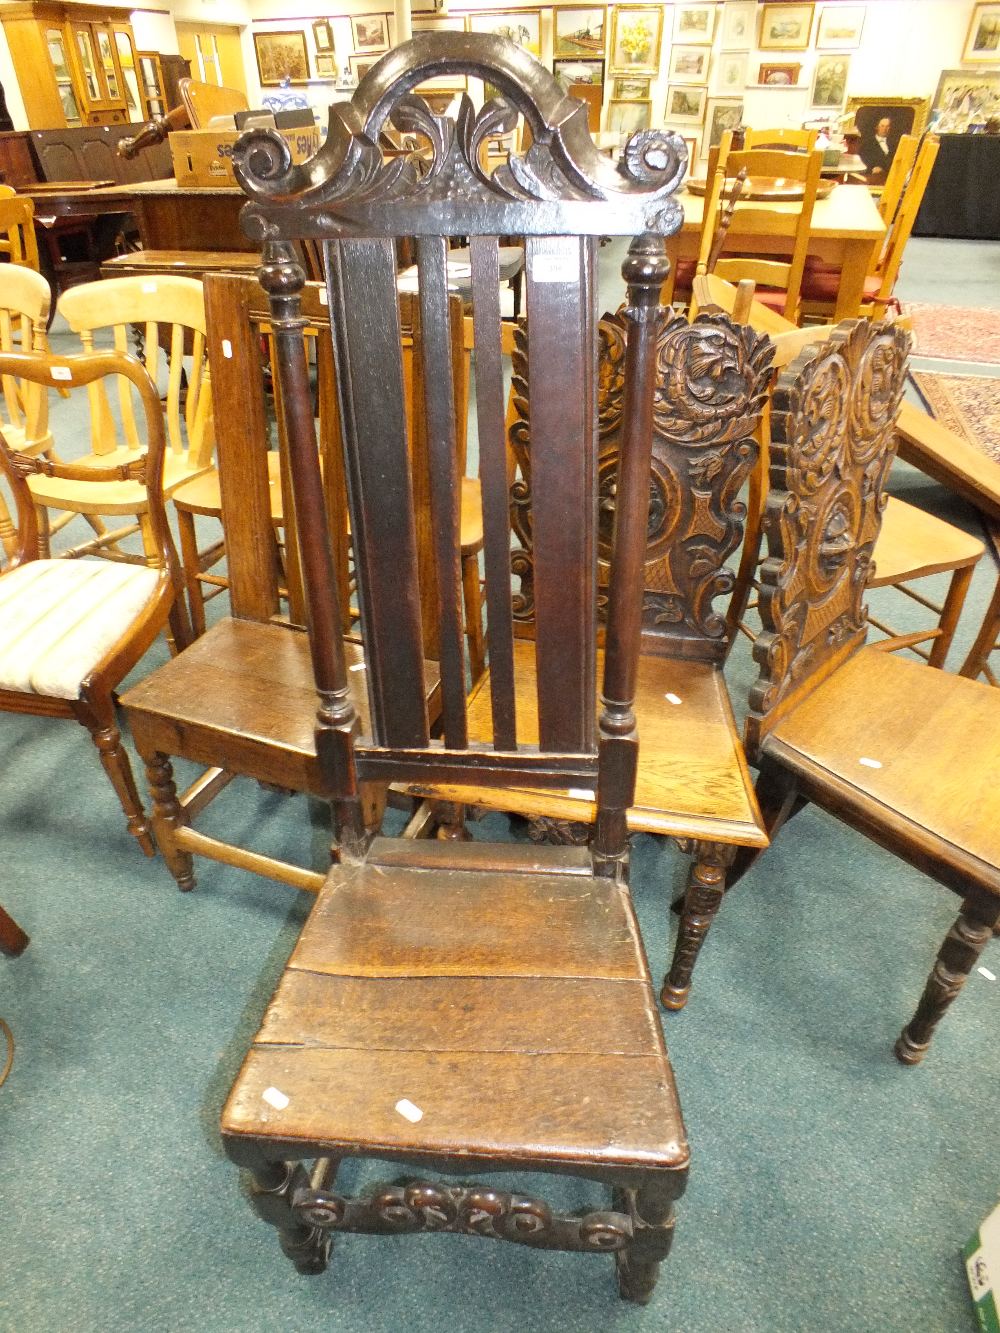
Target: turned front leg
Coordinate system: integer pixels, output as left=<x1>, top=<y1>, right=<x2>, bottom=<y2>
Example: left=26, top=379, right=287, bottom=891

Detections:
left=614, top=1177, right=679, bottom=1305
left=247, top=1159, right=332, bottom=1275
left=895, top=895, right=998, bottom=1065
left=662, top=841, right=736, bottom=1011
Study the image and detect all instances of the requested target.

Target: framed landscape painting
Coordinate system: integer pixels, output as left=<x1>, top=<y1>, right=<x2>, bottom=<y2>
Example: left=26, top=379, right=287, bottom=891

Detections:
left=759, top=3, right=814, bottom=50
left=612, top=73, right=650, bottom=100
left=669, top=46, right=710, bottom=84
left=253, top=31, right=310, bottom=86
left=816, top=4, right=866, bottom=49
left=351, top=14, right=390, bottom=53
left=554, top=57, right=605, bottom=86
left=665, top=84, right=708, bottom=123
left=468, top=11, right=542, bottom=58
left=673, top=4, right=717, bottom=45
left=610, top=5, right=664, bottom=73
left=553, top=7, right=606, bottom=58
left=607, top=97, right=652, bottom=137
left=706, top=97, right=743, bottom=147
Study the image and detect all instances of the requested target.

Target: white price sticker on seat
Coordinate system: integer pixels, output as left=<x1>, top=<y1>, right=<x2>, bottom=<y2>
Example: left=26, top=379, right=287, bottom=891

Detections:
left=395, top=1098, right=423, bottom=1123
left=262, top=1086, right=289, bottom=1110
left=530, top=253, right=578, bottom=283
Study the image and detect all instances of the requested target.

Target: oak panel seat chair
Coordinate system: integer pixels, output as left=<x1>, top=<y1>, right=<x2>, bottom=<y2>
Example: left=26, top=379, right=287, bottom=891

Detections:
left=423, top=302, right=775, bottom=1012
left=0, top=349, right=189, bottom=852
left=121, top=275, right=447, bottom=895
left=219, top=34, right=690, bottom=1304
left=695, top=273, right=985, bottom=670
left=25, top=275, right=214, bottom=564
left=720, top=319, right=1000, bottom=1064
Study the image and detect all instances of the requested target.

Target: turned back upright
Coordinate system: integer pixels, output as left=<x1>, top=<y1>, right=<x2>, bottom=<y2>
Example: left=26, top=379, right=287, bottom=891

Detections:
left=235, top=33, right=688, bottom=863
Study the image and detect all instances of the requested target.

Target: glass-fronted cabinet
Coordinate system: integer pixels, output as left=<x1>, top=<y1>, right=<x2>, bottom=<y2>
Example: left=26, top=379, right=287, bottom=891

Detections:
left=135, top=51, right=166, bottom=120
left=68, top=19, right=128, bottom=123
left=45, top=27, right=80, bottom=126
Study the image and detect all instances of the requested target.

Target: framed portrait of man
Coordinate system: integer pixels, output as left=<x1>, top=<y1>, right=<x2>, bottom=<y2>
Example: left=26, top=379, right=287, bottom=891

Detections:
left=845, top=97, right=930, bottom=184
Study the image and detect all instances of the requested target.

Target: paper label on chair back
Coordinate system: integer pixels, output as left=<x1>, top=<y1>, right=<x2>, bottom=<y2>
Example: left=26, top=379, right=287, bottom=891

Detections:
left=50, top=366, right=72, bottom=381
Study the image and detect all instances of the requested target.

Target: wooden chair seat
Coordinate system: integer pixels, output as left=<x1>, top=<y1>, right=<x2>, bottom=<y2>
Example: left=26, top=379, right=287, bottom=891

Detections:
left=223, top=838, right=688, bottom=1175
left=415, top=641, right=766, bottom=847
left=873, top=496, right=984, bottom=586
left=763, top=644, right=1000, bottom=890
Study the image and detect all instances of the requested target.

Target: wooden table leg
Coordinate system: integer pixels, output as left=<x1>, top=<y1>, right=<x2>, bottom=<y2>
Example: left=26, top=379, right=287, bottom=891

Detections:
left=833, top=238, right=878, bottom=321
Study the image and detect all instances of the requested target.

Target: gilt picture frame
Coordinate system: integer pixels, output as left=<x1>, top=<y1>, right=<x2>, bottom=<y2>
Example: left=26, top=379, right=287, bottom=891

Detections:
left=552, top=6, right=607, bottom=59
left=610, top=5, right=664, bottom=74
left=253, top=30, right=310, bottom=86
left=759, top=3, right=814, bottom=50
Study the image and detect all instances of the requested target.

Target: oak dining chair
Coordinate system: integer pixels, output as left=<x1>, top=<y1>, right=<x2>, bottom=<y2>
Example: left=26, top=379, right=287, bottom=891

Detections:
left=218, top=32, right=691, bottom=1303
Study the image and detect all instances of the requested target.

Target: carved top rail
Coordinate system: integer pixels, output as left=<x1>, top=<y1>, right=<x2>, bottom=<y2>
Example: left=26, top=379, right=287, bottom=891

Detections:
left=746, top=319, right=910, bottom=753
left=232, top=33, right=687, bottom=240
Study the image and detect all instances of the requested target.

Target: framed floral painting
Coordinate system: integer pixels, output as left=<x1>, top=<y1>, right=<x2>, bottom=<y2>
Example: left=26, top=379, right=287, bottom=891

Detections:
left=610, top=5, right=664, bottom=73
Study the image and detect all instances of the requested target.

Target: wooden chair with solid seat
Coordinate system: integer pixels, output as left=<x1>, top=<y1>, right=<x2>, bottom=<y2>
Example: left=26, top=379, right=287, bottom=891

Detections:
left=662, top=165, right=748, bottom=309
left=707, top=146, right=823, bottom=323
left=724, top=318, right=1000, bottom=1065
left=695, top=273, right=985, bottom=670
left=0, top=348, right=190, bottom=852
left=218, top=34, right=691, bottom=1303
left=25, top=275, right=214, bottom=565
left=0, top=195, right=40, bottom=272
left=799, top=134, right=939, bottom=321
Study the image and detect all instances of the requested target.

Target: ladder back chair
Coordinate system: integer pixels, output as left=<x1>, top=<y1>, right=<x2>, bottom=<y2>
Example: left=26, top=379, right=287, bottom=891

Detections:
left=121, top=273, right=446, bottom=894
left=219, top=33, right=690, bottom=1303
left=26, top=275, right=214, bottom=564
left=696, top=273, right=984, bottom=671
left=729, top=319, right=1000, bottom=1064
left=0, top=349, right=189, bottom=851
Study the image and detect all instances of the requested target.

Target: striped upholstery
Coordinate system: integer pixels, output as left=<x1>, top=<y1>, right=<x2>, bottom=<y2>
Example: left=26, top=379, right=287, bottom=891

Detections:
left=0, top=559, right=160, bottom=699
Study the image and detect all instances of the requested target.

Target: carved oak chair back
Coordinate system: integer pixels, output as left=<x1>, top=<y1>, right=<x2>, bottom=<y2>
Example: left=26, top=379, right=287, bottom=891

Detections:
left=218, top=35, right=693, bottom=1301
left=745, top=319, right=910, bottom=757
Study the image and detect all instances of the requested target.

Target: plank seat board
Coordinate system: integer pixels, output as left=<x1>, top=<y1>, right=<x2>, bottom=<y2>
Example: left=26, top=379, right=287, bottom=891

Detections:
left=440, top=641, right=765, bottom=844
left=873, top=496, right=984, bottom=585
left=287, top=862, right=648, bottom=980
left=222, top=1046, right=687, bottom=1172
left=254, top=972, right=659, bottom=1056
left=768, top=645, right=1000, bottom=884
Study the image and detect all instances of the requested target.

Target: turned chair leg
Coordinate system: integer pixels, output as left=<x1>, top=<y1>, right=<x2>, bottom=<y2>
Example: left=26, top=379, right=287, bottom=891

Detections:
left=928, top=563, right=975, bottom=670
left=434, top=800, right=470, bottom=841
left=895, top=894, right=999, bottom=1065
left=0, top=903, right=29, bottom=957
left=74, top=696, right=154, bottom=855
left=247, top=1159, right=332, bottom=1276
left=662, top=841, right=735, bottom=1011
left=614, top=1178, right=677, bottom=1305
left=461, top=548, right=485, bottom=683
left=728, top=761, right=803, bottom=890
left=143, top=750, right=196, bottom=890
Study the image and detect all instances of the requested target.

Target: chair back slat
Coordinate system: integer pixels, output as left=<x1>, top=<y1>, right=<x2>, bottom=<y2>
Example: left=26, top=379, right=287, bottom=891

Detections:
left=327, top=237, right=430, bottom=749
left=470, top=233, right=517, bottom=750
left=523, top=235, right=598, bottom=753
left=877, top=134, right=919, bottom=222
left=415, top=235, right=468, bottom=748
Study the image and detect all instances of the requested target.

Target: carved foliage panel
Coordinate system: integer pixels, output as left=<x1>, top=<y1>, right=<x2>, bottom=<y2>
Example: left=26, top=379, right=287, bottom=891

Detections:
left=508, top=309, right=773, bottom=657
left=747, top=320, right=910, bottom=745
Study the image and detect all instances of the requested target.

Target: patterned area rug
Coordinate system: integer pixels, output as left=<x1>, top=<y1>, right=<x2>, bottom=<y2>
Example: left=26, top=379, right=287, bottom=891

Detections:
left=911, top=369, right=1000, bottom=464
left=903, top=302, right=1000, bottom=363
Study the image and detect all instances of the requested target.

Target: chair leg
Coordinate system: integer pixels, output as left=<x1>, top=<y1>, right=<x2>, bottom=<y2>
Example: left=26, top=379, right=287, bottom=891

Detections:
left=614, top=1178, right=678, bottom=1305
left=0, top=902, right=29, bottom=957
left=176, top=507, right=207, bottom=639
left=74, top=696, right=154, bottom=855
left=959, top=569, right=1000, bottom=682
left=894, top=894, right=999, bottom=1065
left=661, top=841, right=735, bottom=1011
left=143, top=750, right=196, bottom=891
left=461, top=548, right=485, bottom=683
left=728, top=760, right=802, bottom=890
left=247, top=1159, right=332, bottom=1276
left=928, top=564, right=975, bottom=669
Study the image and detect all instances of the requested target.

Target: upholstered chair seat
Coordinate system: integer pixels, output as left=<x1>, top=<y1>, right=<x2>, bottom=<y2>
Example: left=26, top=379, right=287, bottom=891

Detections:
left=0, top=558, right=160, bottom=699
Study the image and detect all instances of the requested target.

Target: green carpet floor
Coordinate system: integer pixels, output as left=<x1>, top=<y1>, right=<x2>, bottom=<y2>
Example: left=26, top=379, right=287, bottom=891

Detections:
left=1, top=236, right=998, bottom=1331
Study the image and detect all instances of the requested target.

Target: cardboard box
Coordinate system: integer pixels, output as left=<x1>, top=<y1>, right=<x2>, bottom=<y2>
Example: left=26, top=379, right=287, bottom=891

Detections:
left=170, top=124, right=321, bottom=189
left=966, top=1200, right=1000, bottom=1333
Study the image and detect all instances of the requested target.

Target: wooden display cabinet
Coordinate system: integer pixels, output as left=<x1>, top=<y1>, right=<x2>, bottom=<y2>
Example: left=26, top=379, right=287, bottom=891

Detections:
left=0, top=2, right=146, bottom=128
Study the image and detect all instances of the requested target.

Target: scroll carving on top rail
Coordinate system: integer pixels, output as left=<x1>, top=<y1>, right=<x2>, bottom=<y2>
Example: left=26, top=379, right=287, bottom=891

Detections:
left=508, top=310, right=773, bottom=654
left=747, top=320, right=910, bottom=743
left=230, top=33, right=687, bottom=235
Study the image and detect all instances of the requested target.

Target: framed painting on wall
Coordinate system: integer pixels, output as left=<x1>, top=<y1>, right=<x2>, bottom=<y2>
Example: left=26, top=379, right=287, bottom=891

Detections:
left=351, top=14, right=390, bottom=53
left=759, top=3, right=814, bottom=50
left=314, top=52, right=336, bottom=78
left=607, top=97, right=652, bottom=137
left=721, top=1, right=757, bottom=50
left=665, top=84, right=708, bottom=123
left=816, top=5, right=865, bottom=50
left=349, top=54, right=380, bottom=83
left=468, top=11, right=542, bottom=58
left=846, top=96, right=931, bottom=182
left=612, top=73, right=651, bottom=99
left=706, top=97, right=743, bottom=147
left=553, top=7, right=607, bottom=58
left=673, top=4, right=717, bottom=46
left=554, top=57, right=605, bottom=86
left=412, top=16, right=466, bottom=33
left=932, top=70, right=1000, bottom=129
left=253, top=30, right=310, bottom=86
left=811, top=55, right=849, bottom=109
left=758, top=62, right=800, bottom=87
left=964, top=4, right=1000, bottom=63
left=669, top=46, right=710, bottom=83
left=713, top=52, right=748, bottom=93
left=609, top=5, right=664, bottom=73
left=312, top=19, right=334, bottom=53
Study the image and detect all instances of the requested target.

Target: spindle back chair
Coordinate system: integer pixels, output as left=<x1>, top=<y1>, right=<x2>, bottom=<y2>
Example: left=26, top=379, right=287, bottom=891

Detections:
left=219, top=32, right=691, bottom=1303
